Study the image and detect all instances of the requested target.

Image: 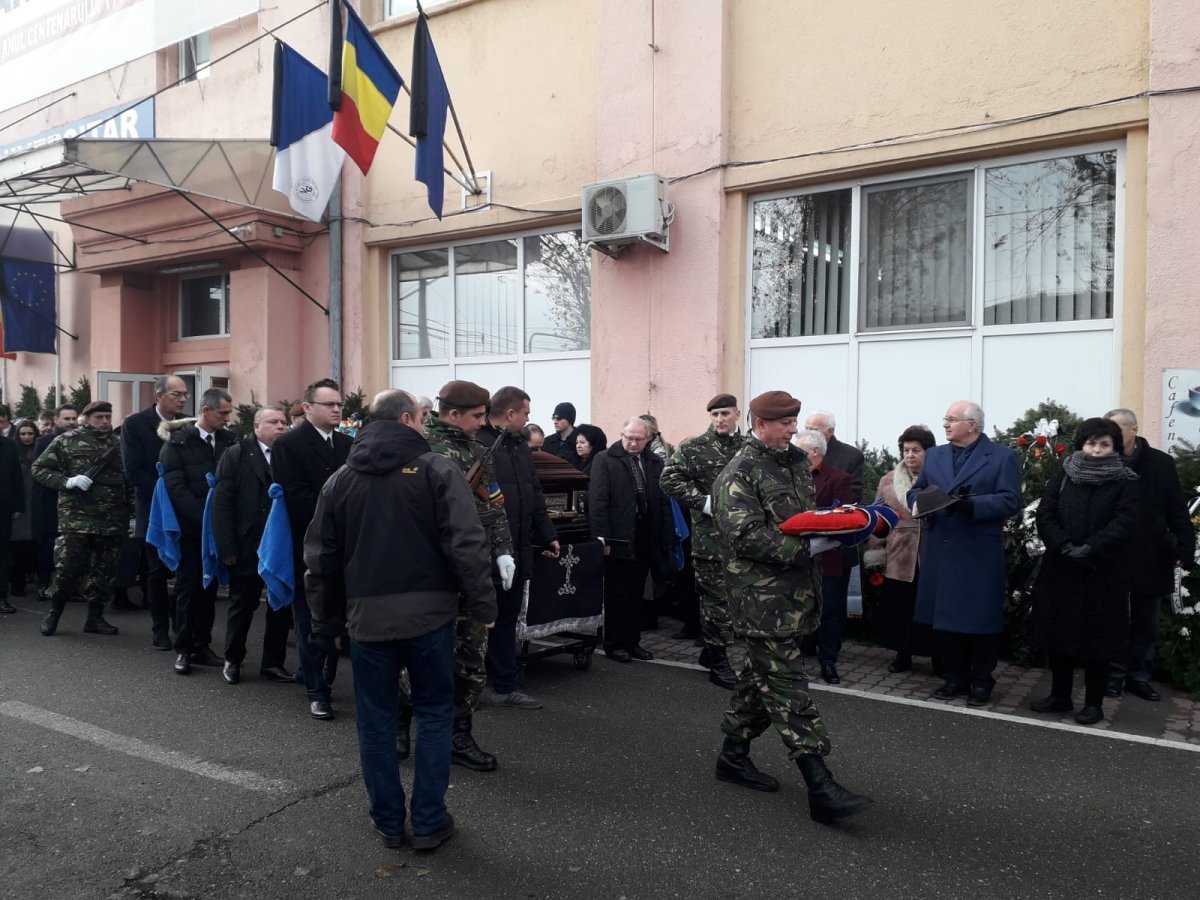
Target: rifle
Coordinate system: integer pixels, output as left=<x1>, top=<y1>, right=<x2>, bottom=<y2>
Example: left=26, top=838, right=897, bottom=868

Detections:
left=84, top=439, right=123, bottom=482
left=465, top=432, right=504, bottom=503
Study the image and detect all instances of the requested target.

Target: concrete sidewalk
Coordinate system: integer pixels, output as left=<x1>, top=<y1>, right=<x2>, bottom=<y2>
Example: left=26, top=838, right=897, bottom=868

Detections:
left=641, top=620, right=1200, bottom=748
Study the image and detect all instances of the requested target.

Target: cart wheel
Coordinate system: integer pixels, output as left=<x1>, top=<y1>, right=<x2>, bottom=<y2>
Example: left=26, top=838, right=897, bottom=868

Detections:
left=574, top=649, right=593, bottom=671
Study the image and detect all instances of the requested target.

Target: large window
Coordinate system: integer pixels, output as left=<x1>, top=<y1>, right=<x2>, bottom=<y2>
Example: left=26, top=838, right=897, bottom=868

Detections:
left=751, top=190, right=851, bottom=338
left=179, top=273, right=229, bottom=339
left=394, top=229, right=591, bottom=361
left=749, top=147, right=1118, bottom=339
left=983, top=151, right=1116, bottom=325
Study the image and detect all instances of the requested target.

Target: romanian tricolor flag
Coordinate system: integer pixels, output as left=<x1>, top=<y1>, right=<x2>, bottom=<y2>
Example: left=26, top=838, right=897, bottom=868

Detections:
left=331, top=1, right=404, bottom=174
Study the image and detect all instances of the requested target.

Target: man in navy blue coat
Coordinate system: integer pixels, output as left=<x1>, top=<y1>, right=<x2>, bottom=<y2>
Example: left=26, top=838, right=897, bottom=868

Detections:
left=908, top=400, right=1021, bottom=707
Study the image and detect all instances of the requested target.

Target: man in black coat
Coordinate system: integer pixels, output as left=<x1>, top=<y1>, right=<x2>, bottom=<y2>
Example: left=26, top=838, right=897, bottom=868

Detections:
left=478, top=386, right=560, bottom=708
left=212, top=406, right=294, bottom=685
left=122, top=375, right=189, bottom=648
left=805, top=410, right=864, bottom=502
left=1105, top=409, right=1197, bottom=700
left=160, top=387, right=237, bottom=675
left=588, top=415, right=675, bottom=662
left=31, top=404, right=79, bottom=600
left=270, top=377, right=353, bottom=720
left=0, top=433, right=24, bottom=614
left=543, top=401, right=584, bottom=470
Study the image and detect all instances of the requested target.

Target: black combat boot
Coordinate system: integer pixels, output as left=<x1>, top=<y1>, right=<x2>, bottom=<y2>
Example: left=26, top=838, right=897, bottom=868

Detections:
left=715, top=738, right=779, bottom=792
left=450, top=716, right=497, bottom=771
left=796, top=755, right=873, bottom=824
left=40, top=600, right=67, bottom=636
left=84, top=607, right=119, bottom=635
left=396, top=704, right=413, bottom=761
left=706, top=647, right=738, bottom=690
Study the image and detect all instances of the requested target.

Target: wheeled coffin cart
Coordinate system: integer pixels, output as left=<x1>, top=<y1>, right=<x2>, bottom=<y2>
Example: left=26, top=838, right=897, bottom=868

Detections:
left=517, top=451, right=602, bottom=672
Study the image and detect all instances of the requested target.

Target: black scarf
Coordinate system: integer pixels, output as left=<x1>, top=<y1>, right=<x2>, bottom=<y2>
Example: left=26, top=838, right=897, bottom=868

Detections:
left=1062, top=451, right=1138, bottom=485
left=623, top=452, right=648, bottom=515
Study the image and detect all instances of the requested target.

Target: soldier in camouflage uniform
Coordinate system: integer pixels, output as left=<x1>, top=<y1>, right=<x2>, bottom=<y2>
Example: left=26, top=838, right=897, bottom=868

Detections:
left=711, top=390, right=872, bottom=824
left=33, top=401, right=134, bottom=637
left=660, top=393, right=743, bottom=689
left=399, top=380, right=515, bottom=772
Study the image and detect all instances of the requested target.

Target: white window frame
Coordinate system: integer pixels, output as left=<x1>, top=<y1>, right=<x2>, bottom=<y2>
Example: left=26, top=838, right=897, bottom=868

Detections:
left=744, top=139, right=1125, bottom=415
left=178, top=272, right=230, bottom=340
left=389, top=224, right=591, bottom=369
left=385, top=0, right=452, bottom=19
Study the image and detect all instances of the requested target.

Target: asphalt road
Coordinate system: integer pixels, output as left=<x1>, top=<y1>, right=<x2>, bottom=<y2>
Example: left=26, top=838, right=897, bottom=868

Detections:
left=2, top=602, right=1199, bottom=900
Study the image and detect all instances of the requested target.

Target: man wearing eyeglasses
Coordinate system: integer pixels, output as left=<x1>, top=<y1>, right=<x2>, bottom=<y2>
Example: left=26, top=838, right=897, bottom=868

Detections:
left=589, top=416, right=675, bottom=663
left=272, top=378, right=353, bottom=720
left=122, top=375, right=190, bottom=649
left=907, top=400, right=1021, bottom=708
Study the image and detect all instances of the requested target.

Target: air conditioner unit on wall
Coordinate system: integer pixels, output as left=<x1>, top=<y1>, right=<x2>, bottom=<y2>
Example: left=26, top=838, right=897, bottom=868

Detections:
left=581, top=173, right=672, bottom=257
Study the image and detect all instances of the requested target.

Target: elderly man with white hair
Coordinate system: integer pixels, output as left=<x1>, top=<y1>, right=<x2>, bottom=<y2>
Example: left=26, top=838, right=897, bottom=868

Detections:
left=907, top=400, right=1021, bottom=707
left=804, top=410, right=864, bottom=502
left=588, top=415, right=675, bottom=663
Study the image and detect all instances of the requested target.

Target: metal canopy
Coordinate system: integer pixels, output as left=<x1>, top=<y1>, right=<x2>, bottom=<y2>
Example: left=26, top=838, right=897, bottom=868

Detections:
left=0, top=138, right=302, bottom=218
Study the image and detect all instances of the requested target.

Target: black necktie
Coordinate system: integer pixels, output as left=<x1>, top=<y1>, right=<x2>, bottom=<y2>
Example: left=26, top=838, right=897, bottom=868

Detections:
left=206, top=433, right=215, bottom=457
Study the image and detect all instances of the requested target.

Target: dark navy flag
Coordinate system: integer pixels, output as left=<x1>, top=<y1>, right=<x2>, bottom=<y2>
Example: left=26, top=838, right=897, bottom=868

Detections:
left=0, top=257, right=56, bottom=353
left=409, top=13, right=450, bottom=219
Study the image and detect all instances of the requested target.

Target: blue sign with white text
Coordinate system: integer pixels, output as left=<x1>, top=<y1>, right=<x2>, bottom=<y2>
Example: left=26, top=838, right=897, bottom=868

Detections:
left=0, top=97, right=156, bottom=160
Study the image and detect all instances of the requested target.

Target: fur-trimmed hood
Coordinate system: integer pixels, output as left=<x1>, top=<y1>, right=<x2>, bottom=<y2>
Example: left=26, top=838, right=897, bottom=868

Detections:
left=157, top=417, right=197, bottom=441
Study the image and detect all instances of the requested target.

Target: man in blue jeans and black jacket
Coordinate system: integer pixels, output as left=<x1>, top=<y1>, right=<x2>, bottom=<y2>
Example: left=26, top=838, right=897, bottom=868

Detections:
left=304, top=389, right=496, bottom=852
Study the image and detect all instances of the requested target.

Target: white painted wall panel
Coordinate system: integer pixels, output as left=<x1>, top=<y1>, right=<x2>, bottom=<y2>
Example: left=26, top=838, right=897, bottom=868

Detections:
left=523, top=358, right=591, bottom=431
left=749, top=342, right=850, bottom=434
left=856, top=337, right=973, bottom=450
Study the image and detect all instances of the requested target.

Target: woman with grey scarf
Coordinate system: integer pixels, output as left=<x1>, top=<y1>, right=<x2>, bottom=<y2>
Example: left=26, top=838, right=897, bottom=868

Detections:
left=1029, top=417, right=1140, bottom=725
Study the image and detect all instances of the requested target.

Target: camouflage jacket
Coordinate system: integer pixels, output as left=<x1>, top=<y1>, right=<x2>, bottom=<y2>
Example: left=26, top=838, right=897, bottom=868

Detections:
left=424, top=412, right=514, bottom=562
left=660, top=425, right=743, bottom=560
left=31, top=424, right=133, bottom=535
left=711, top=433, right=821, bottom=639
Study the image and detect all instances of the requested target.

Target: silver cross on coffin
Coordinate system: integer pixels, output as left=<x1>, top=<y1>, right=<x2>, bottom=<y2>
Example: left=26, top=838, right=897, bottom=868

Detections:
left=557, top=543, right=580, bottom=596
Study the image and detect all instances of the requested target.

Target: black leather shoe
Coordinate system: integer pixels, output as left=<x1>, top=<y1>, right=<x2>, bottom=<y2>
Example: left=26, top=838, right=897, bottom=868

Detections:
left=83, top=616, right=119, bottom=635
left=1075, top=705, right=1104, bottom=725
left=370, top=820, right=406, bottom=850
left=629, top=646, right=654, bottom=661
left=222, top=662, right=240, bottom=685
left=887, top=654, right=912, bottom=674
left=40, top=607, right=64, bottom=636
left=967, top=685, right=992, bottom=707
left=820, top=664, right=841, bottom=685
left=174, top=653, right=192, bottom=675
left=933, top=679, right=967, bottom=700
left=1125, top=680, right=1161, bottom=702
left=0, top=598, right=16, bottom=614
left=1104, top=675, right=1123, bottom=698
left=705, top=648, right=738, bottom=690
left=309, top=700, right=334, bottom=720
left=259, top=666, right=295, bottom=683
left=190, top=647, right=223, bottom=667
left=606, top=649, right=632, bottom=663
left=715, top=739, right=779, bottom=792
left=797, top=755, right=873, bottom=823
left=412, top=813, right=455, bottom=852
left=1030, top=695, right=1073, bottom=713
left=451, top=717, right=497, bottom=771
left=152, top=631, right=172, bottom=651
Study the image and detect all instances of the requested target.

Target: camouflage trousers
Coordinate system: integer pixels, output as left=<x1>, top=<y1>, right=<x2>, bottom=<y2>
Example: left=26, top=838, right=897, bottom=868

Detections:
left=721, top=634, right=831, bottom=758
left=693, top=557, right=734, bottom=650
left=399, top=613, right=489, bottom=720
left=50, top=533, right=121, bottom=615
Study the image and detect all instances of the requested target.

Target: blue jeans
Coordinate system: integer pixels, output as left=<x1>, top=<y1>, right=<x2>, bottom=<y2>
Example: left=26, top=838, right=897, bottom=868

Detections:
left=816, top=574, right=850, bottom=667
left=291, top=579, right=331, bottom=703
left=352, top=622, right=455, bottom=837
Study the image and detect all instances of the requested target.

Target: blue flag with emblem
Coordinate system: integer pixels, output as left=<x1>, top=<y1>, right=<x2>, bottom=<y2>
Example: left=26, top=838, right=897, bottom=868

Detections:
left=146, top=462, right=181, bottom=571
left=258, top=482, right=295, bottom=610
left=0, top=257, right=57, bottom=353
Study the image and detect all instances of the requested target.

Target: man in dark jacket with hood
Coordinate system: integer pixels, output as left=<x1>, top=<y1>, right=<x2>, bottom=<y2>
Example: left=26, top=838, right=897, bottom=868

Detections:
left=478, top=386, right=560, bottom=709
left=589, top=415, right=675, bottom=662
left=543, top=401, right=584, bottom=469
left=160, top=387, right=237, bottom=675
left=305, top=389, right=496, bottom=853
left=1105, top=408, right=1197, bottom=700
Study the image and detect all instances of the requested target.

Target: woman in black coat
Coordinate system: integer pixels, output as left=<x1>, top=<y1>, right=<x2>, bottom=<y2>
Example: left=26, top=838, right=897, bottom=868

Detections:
left=1030, top=417, right=1140, bottom=725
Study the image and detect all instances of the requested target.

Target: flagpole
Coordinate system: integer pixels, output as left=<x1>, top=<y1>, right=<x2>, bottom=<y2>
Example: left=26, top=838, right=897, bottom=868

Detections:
left=413, top=1, right=481, bottom=194
left=385, top=122, right=474, bottom=194
left=53, top=267, right=61, bottom=406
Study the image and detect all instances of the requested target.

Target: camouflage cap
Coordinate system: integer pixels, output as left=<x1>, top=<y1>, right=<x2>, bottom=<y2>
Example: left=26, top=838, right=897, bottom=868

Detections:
left=748, top=390, right=801, bottom=420
left=81, top=401, right=113, bottom=417
left=706, top=393, right=738, bottom=411
left=437, top=380, right=490, bottom=410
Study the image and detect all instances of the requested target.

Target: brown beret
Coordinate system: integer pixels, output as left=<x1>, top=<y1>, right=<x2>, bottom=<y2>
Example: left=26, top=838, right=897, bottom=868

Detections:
left=437, top=380, right=490, bottom=410
left=81, top=401, right=113, bottom=417
left=706, top=393, right=738, bottom=412
left=748, top=390, right=802, bottom=420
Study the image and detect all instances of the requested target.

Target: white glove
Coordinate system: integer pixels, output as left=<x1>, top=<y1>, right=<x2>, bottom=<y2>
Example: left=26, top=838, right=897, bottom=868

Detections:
left=66, top=474, right=93, bottom=492
left=702, top=495, right=712, bottom=517
left=808, top=536, right=840, bottom=555
left=496, top=554, right=516, bottom=591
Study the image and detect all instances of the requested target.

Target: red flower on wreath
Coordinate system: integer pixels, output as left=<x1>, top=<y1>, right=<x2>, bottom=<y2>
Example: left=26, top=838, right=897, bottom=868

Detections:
left=867, top=572, right=885, bottom=588
left=1035, top=434, right=1047, bottom=447
left=1055, top=443, right=1066, bottom=455
left=1018, top=435, right=1029, bottom=447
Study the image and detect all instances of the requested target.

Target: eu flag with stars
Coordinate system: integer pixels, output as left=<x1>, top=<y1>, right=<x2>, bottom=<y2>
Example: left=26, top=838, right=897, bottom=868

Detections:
left=0, top=258, right=56, bottom=353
